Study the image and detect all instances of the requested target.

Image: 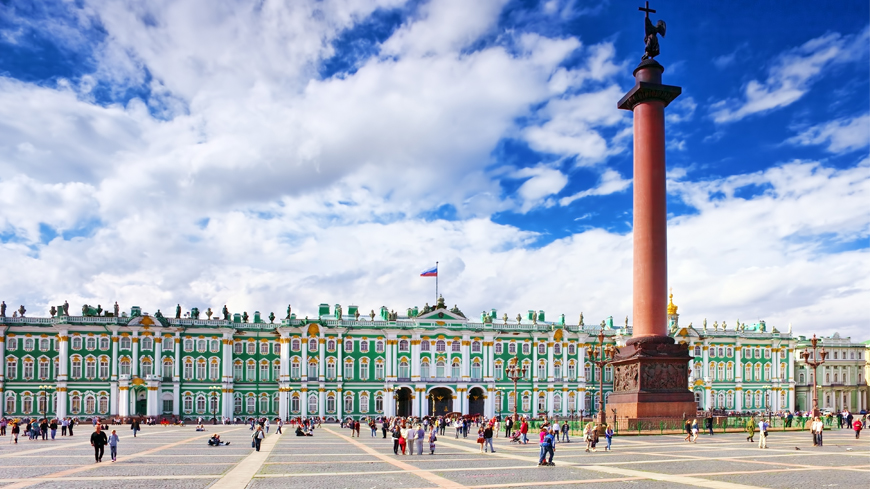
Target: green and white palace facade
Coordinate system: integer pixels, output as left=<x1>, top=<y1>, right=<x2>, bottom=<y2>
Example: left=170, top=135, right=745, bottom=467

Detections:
left=0, top=297, right=866, bottom=420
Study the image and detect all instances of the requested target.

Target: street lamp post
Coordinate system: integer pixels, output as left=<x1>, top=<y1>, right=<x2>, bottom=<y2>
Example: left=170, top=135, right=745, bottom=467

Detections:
left=586, top=331, right=617, bottom=428
left=799, top=335, right=827, bottom=418
left=208, top=386, right=222, bottom=423
left=495, top=387, right=503, bottom=420
left=38, top=384, right=56, bottom=420
left=505, top=355, right=527, bottom=423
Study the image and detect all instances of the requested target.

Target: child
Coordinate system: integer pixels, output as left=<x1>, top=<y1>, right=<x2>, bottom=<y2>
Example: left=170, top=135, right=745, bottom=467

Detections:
left=108, top=430, right=120, bottom=462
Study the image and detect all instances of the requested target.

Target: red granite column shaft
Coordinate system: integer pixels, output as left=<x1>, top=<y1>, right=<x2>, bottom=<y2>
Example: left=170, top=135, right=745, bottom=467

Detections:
left=632, top=98, right=667, bottom=338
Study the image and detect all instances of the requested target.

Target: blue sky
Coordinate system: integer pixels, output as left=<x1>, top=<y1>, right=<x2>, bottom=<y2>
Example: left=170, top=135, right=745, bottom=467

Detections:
left=0, top=0, right=867, bottom=338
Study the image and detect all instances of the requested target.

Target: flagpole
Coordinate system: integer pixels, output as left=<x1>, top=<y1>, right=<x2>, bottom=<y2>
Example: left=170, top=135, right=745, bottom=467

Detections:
left=435, top=261, right=439, bottom=303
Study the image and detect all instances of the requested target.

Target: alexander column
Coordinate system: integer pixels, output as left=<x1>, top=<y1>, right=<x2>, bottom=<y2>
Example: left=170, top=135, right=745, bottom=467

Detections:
left=608, top=2, right=696, bottom=421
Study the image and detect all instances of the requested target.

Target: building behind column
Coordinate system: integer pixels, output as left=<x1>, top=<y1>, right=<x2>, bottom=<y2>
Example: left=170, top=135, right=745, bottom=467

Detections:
left=0, top=295, right=866, bottom=420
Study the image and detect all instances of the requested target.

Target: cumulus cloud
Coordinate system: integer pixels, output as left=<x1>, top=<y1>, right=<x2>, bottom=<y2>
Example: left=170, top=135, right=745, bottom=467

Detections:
left=710, top=27, right=869, bottom=123
left=787, top=113, right=870, bottom=153
left=559, top=169, right=631, bottom=206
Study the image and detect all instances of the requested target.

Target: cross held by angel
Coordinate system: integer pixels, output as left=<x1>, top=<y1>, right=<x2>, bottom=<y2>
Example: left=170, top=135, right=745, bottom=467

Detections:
left=639, top=1, right=666, bottom=60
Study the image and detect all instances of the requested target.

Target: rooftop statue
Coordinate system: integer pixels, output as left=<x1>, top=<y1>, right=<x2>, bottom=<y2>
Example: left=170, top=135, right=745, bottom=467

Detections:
left=114, top=301, right=119, bottom=317
left=96, top=304, right=102, bottom=317
left=579, top=312, right=584, bottom=326
left=269, top=312, right=275, bottom=323
left=503, top=313, right=508, bottom=324
left=50, top=306, right=57, bottom=317
left=1, top=300, right=6, bottom=317
left=436, top=295, right=446, bottom=309
left=206, top=307, right=213, bottom=319
left=286, top=304, right=292, bottom=319
left=155, top=309, right=164, bottom=319
left=639, top=2, right=666, bottom=60
left=63, top=301, right=69, bottom=316
left=336, top=304, right=343, bottom=320
left=223, top=305, right=230, bottom=321
left=516, top=313, right=522, bottom=324
left=18, top=305, right=26, bottom=317
left=242, top=311, right=249, bottom=323
left=370, top=310, right=376, bottom=321
left=175, top=304, right=181, bottom=319
left=354, top=310, right=360, bottom=320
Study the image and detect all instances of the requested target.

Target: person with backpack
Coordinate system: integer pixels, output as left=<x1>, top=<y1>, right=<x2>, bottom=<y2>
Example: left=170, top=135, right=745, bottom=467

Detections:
left=538, top=427, right=555, bottom=466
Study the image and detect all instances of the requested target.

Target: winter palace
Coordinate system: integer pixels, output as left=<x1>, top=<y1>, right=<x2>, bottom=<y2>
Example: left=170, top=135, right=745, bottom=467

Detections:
left=0, top=295, right=866, bottom=421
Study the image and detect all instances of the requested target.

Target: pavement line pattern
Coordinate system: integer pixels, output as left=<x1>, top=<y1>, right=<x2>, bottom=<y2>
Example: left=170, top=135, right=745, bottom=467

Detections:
left=320, top=426, right=468, bottom=489
left=1, top=427, right=244, bottom=489
left=210, top=431, right=281, bottom=489
left=3, top=428, right=185, bottom=457
left=435, top=438, right=765, bottom=489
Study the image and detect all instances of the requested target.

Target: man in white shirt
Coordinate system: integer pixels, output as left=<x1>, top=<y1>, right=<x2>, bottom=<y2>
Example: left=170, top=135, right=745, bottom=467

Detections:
left=812, top=417, right=823, bottom=446
left=757, top=420, right=769, bottom=449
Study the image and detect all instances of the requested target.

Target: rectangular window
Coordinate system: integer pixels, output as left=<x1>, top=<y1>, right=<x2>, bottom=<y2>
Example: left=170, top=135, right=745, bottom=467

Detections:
left=375, top=363, right=384, bottom=380
left=183, top=362, right=193, bottom=380
left=7, top=338, right=17, bottom=351
left=247, top=342, right=256, bottom=355
left=163, top=399, right=173, bottom=413
left=260, top=362, right=270, bottom=381
left=260, top=342, right=269, bottom=355
left=344, top=361, right=354, bottom=380
left=360, top=362, right=369, bottom=380
left=360, top=341, right=369, bottom=353
left=234, top=342, right=243, bottom=354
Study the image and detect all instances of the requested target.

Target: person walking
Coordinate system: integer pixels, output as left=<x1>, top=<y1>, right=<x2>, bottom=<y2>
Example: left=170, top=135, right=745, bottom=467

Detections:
left=757, top=419, right=769, bottom=449
left=584, top=422, right=594, bottom=452
left=561, top=420, right=570, bottom=443
left=61, top=418, right=68, bottom=436
left=108, top=429, right=120, bottom=462
left=264, top=419, right=270, bottom=434
left=276, top=419, right=283, bottom=435
left=68, top=418, right=75, bottom=437
left=691, top=419, right=699, bottom=443
left=40, top=419, right=48, bottom=440
left=392, top=426, right=401, bottom=455
left=90, top=425, right=108, bottom=463
left=505, top=417, right=513, bottom=438
left=11, top=422, right=19, bottom=444
left=854, top=418, right=863, bottom=439
left=604, top=424, right=614, bottom=451
left=130, top=418, right=140, bottom=438
left=49, top=419, right=57, bottom=440
left=354, top=420, right=361, bottom=438
left=454, top=418, right=461, bottom=439
left=745, top=417, right=756, bottom=442
left=252, top=425, right=265, bottom=452
left=683, top=419, right=692, bottom=442
left=538, top=428, right=555, bottom=466
left=706, top=415, right=714, bottom=436
left=408, top=424, right=417, bottom=455
left=415, top=424, right=424, bottom=455
left=428, top=425, right=437, bottom=455
left=483, top=424, right=495, bottom=453
left=520, top=418, right=529, bottom=444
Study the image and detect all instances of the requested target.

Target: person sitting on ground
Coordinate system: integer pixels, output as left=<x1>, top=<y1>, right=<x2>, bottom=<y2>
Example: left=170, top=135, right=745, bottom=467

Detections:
left=208, top=434, right=230, bottom=446
left=195, top=423, right=205, bottom=432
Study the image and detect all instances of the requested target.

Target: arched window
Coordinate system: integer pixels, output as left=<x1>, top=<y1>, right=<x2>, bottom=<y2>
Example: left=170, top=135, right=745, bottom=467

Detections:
left=495, top=361, right=504, bottom=380
left=213, top=339, right=222, bottom=353
left=183, top=359, right=193, bottom=380
left=538, top=343, right=546, bottom=355
left=5, top=357, right=17, bottom=379
left=554, top=362, right=562, bottom=380
left=308, top=394, right=318, bottom=414
left=22, top=358, right=34, bottom=380
left=259, top=341, right=269, bottom=356
left=523, top=360, right=532, bottom=380
left=522, top=343, right=531, bottom=355
left=554, top=343, right=561, bottom=355
left=38, top=358, right=50, bottom=380
left=344, top=359, right=354, bottom=380
left=360, top=340, right=369, bottom=352
left=537, top=361, right=546, bottom=379
left=451, top=359, right=460, bottom=379
left=375, top=393, right=384, bottom=413
left=210, top=359, right=221, bottom=381
left=71, top=357, right=82, bottom=379
left=568, top=392, right=576, bottom=411
left=163, top=359, right=173, bottom=379
left=360, top=392, right=370, bottom=413
left=754, top=363, right=762, bottom=381
left=181, top=338, right=192, bottom=352
left=70, top=394, right=81, bottom=413
left=584, top=363, right=591, bottom=381
left=291, top=339, right=300, bottom=351
left=120, top=357, right=131, bottom=376
left=194, top=359, right=205, bottom=380
left=247, top=360, right=256, bottom=381
left=141, top=337, right=153, bottom=350
left=508, top=342, right=516, bottom=355
left=421, top=340, right=430, bottom=352
left=436, top=360, right=446, bottom=378
left=726, top=362, right=734, bottom=381
left=210, top=394, right=219, bottom=414
left=471, top=341, right=481, bottom=353
left=420, top=359, right=430, bottom=378
left=99, top=337, right=110, bottom=350
left=399, top=360, right=410, bottom=379
left=85, top=395, right=96, bottom=414
left=521, top=393, right=531, bottom=412
left=375, top=341, right=384, bottom=353
left=693, top=346, right=701, bottom=356
left=291, top=358, right=300, bottom=379
left=99, top=357, right=110, bottom=379
left=5, top=393, right=15, bottom=413
left=290, top=394, right=300, bottom=413
left=327, top=339, right=335, bottom=351
left=726, top=391, right=734, bottom=409
left=344, top=393, right=353, bottom=413
left=436, top=340, right=446, bottom=352
left=40, top=338, right=50, bottom=351
left=716, top=392, right=725, bottom=408
left=259, top=395, right=269, bottom=414
left=344, top=340, right=353, bottom=352
left=567, top=361, right=575, bottom=380
left=307, top=360, right=318, bottom=379
left=744, top=363, right=752, bottom=381
left=359, top=358, right=369, bottom=380
left=508, top=392, right=516, bottom=412
left=398, top=339, right=409, bottom=352
left=234, top=341, right=243, bottom=354
left=326, top=360, right=336, bottom=380
left=273, top=360, right=280, bottom=381
left=764, top=364, right=771, bottom=381
left=471, top=359, right=481, bottom=380
left=182, top=393, right=193, bottom=413
left=745, top=390, right=752, bottom=408
left=99, top=395, right=109, bottom=414
left=308, top=339, right=318, bottom=351
left=717, top=362, right=725, bottom=381
left=71, top=337, right=82, bottom=350
left=494, top=342, right=503, bottom=354
left=553, top=394, right=562, bottom=412
left=196, top=395, right=207, bottom=413
left=451, top=341, right=460, bottom=352
left=326, top=393, right=336, bottom=413
left=246, top=395, right=256, bottom=414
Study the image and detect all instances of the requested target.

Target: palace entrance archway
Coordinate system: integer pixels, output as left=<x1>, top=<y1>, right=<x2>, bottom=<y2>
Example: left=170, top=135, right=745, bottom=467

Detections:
left=469, top=387, right=485, bottom=416
left=396, top=387, right=413, bottom=417
left=428, top=388, right=453, bottom=416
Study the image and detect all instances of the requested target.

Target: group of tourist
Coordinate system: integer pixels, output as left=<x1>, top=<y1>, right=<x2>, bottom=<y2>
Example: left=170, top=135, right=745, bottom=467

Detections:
left=0, top=416, right=81, bottom=443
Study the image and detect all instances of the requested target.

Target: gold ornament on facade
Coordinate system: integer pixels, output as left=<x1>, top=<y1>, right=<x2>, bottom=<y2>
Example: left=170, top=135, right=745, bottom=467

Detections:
left=667, top=290, right=678, bottom=315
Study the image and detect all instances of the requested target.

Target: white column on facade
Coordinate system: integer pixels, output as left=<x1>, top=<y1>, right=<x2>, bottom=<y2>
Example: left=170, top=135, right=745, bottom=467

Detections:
left=462, top=388, right=469, bottom=415
left=547, top=337, right=554, bottom=381
left=532, top=338, right=538, bottom=382
left=318, top=336, right=325, bottom=381
left=173, top=382, right=181, bottom=417
left=118, top=385, right=130, bottom=417
left=547, top=389, right=554, bottom=416
left=531, top=389, right=538, bottom=417
left=578, top=388, right=586, bottom=413
left=58, top=331, right=69, bottom=379
left=301, top=389, right=307, bottom=418
left=318, top=389, right=325, bottom=418
left=384, top=338, right=392, bottom=380
left=702, top=342, right=710, bottom=381
left=561, top=341, right=568, bottom=381
left=336, top=335, right=343, bottom=382
left=153, top=335, right=162, bottom=378
left=111, top=332, right=119, bottom=379
left=462, top=334, right=470, bottom=379
left=173, top=333, right=181, bottom=379
left=222, top=333, right=233, bottom=381
left=412, top=388, right=420, bottom=417
left=131, top=331, right=140, bottom=377
left=411, top=335, right=420, bottom=381
left=301, top=341, right=308, bottom=382
left=561, top=388, right=568, bottom=416
left=735, top=343, right=743, bottom=382
left=705, top=386, right=712, bottom=410
left=335, top=388, right=342, bottom=420
left=578, top=341, right=586, bottom=382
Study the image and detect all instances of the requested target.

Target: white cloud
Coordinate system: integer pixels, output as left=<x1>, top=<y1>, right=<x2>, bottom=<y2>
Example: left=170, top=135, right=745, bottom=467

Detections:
left=559, top=169, right=631, bottom=206
left=787, top=113, right=870, bottom=153
left=711, top=27, right=869, bottom=123
left=511, top=165, right=569, bottom=213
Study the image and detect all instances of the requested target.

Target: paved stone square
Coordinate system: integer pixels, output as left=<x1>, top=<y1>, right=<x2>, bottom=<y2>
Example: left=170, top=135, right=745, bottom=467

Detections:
left=0, top=425, right=867, bottom=488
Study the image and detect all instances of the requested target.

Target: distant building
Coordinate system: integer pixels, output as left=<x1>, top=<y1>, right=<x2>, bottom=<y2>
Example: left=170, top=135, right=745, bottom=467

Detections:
left=0, top=295, right=866, bottom=420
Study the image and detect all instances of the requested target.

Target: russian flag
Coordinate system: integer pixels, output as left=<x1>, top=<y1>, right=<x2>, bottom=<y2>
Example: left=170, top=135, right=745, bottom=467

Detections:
left=420, top=265, right=438, bottom=277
